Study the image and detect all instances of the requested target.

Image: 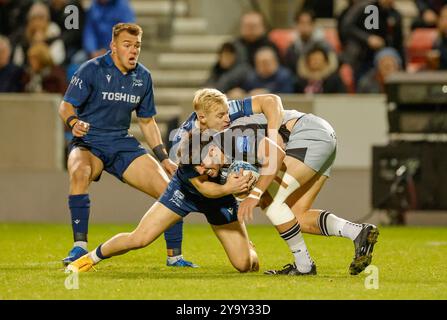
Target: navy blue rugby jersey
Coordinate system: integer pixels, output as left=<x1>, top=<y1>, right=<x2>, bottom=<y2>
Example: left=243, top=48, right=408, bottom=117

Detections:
left=63, top=51, right=156, bottom=138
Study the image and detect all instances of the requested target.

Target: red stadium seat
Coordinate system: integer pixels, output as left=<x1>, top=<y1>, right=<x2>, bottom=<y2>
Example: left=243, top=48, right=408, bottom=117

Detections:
left=268, top=29, right=296, bottom=58
left=339, top=63, right=355, bottom=93
left=323, top=27, right=342, bottom=54
left=406, top=28, right=439, bottom=72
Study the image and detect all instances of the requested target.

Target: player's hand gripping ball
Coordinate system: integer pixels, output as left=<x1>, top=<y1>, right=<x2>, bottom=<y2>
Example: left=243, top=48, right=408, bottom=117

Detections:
left=228, top=161, right=260, bottom=201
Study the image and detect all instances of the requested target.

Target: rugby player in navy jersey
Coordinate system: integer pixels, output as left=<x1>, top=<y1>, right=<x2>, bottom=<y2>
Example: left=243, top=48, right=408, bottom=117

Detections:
left=58, top=23, right=197, bottom=267
left=65, top=89, right=285, bottom=273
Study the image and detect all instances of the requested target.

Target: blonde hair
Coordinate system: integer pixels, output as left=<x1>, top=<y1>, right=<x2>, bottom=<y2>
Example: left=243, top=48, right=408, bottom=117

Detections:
left=193, top=88, right=228, bottom=112
left=27, top=2, right=50, bottom=21
left=112, top=23, right=143, bottom=40
left=27, top=42, right=53, bottom=70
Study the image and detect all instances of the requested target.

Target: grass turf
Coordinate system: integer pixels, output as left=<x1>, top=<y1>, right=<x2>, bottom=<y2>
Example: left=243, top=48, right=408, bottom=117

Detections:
left=0, top=223, right=446, bottom=300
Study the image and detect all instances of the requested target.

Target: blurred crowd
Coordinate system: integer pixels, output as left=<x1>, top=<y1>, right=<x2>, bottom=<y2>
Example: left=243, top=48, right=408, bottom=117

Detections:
left=206, top=0, right=447, bottom=97
left=0, top=0, right=135, bottom=94
left=1, top=0, right=447, bottom=97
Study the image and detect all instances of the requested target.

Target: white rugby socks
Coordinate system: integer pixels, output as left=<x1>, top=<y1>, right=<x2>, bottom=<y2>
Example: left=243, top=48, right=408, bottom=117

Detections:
left=279, top=223, right=314, bottom=273
left=318, top=210, right=363, bottom=240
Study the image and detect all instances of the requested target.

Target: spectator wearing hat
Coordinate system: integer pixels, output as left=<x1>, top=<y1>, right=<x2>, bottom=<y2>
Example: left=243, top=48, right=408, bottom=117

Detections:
left=340, top=0, right=404, bottom=83
left=357, top=47, right=402, bottom=93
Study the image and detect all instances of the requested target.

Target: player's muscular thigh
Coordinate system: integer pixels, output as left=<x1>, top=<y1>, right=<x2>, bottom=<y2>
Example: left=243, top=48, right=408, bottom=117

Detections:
left=68, top=148, right=103, bottom=192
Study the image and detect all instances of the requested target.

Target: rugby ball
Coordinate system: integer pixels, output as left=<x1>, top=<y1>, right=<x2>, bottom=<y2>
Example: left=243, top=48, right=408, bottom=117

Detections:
left=228, top=161, right=260, bottom=201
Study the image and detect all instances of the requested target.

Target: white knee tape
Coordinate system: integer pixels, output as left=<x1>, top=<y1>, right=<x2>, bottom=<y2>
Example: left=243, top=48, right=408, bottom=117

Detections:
left=265, top=201, right=295, bottom=226
left=267, top=172, right=300, bottom=202
left=264, top=173, right=300, bottom=226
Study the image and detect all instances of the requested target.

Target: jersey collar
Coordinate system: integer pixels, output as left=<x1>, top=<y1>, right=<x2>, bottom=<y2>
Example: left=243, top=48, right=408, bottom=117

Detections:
left=104, top=51, right=114, bottom=66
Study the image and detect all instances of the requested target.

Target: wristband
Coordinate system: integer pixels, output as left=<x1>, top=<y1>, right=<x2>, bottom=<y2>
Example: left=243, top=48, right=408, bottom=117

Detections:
left=251, top=187, right=263, bottom=196
left=66, top=115, right=78, bottom=130
left=153, top=144, right=169, bottom=162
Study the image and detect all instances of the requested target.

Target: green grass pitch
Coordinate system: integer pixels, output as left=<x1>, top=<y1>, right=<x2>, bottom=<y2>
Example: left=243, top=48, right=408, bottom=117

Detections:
left=0, top=223, right=446, bottom=300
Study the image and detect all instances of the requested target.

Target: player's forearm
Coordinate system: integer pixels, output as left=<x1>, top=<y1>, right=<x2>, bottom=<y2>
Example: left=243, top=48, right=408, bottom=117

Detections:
left=255, top=153, right=284, bottom=194
left=251, top=140, right=285, bottom=196
left=198, top=181, right=232, bottom=198
left=58, top=101, right=78, bottom=127
left=138, top=117, right=164, bottom=149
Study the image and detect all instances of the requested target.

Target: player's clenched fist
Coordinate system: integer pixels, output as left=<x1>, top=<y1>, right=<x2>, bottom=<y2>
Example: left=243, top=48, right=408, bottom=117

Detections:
left=72, top=120, right=90, bottom=137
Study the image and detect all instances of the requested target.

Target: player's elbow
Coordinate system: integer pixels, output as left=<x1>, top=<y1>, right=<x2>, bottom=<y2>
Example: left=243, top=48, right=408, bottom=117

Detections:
left=58, top=101, right=68, bottom=118
left=265, top=93, right=281, bottom=102
left=262, top=94, right=282, bottom=108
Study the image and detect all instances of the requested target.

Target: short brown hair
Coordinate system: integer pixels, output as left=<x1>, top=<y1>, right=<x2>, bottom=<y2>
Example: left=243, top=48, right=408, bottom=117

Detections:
left=193, top=88, right=228, bottom=113
left=112, top=23, right=143, bottom=39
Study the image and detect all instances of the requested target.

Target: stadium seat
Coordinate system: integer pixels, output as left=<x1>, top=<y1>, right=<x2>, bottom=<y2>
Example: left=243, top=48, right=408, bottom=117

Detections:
left=268, top=28, right=296, bottom=58
left=406, top=28, right=439, bottom=72
left=323, top=27, right=342, bottom=54
left=339, top=63, right=355, bottom=94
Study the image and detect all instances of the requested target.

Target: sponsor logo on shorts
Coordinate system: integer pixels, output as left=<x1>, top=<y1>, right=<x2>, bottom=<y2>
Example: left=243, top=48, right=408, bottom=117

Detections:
left=169, top=189, right=185, bottom=207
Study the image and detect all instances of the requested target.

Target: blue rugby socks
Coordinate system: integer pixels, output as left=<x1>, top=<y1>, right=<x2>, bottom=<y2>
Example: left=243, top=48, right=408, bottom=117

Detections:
left=165, top=220, right=184, bottom=260
left=69, top=194, right=90, bottom=248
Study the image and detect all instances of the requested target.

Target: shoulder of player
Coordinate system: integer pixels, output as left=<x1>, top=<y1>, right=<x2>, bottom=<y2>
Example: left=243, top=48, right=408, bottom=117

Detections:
left=172, top=113, right=196, bottom=145
left=76, top=56, right=102, bottom=75
left=136, top=63, right=152, bottom=78
left=174, top=112, right=196, bottom=134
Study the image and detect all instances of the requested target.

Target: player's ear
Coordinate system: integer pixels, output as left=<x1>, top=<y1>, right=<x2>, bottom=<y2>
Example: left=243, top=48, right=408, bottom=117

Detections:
left=196, top=111, right=206, bottom=124
left=110, top=40, right=115, bottom=54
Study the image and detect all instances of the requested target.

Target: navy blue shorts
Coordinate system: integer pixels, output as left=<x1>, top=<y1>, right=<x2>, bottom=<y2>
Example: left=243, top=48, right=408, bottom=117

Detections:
left=158, top=175, right=239, bottom=225
left=68, top=135, right=147, bottom=182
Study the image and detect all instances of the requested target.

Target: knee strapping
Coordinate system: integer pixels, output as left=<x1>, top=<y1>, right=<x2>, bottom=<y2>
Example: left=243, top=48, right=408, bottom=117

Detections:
left=264, top=173, right=300, bottom=226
